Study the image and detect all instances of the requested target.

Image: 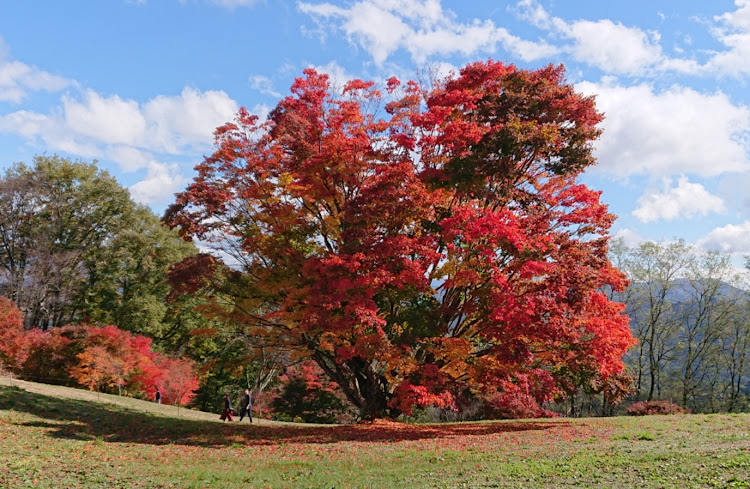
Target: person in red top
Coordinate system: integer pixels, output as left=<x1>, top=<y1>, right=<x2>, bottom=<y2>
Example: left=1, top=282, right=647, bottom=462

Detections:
left=219, top=393, right=234, bottom=421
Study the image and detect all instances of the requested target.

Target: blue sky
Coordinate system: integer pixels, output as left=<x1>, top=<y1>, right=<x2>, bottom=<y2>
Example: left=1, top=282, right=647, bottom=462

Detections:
left=1, top=0, right=749, bottom=259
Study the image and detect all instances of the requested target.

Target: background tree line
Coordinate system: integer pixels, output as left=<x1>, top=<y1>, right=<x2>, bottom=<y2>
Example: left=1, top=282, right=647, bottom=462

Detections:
left=609, top=239, right=750, bottom=413
left=0, top=155, right=196, bottom=336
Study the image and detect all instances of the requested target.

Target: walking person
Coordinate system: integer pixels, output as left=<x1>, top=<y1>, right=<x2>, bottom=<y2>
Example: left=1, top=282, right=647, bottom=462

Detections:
left=239, top=389, right=253, bottom=423
left=154, top=388, right=162, bottom=404
left=219, top=393, right=234, bottom=421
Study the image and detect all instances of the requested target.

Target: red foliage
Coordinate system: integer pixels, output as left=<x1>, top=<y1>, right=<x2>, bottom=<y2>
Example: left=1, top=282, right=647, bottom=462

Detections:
left=277, top=361, right=336, bottom=393
left=157, top=357, right=200, bottom=406
left=20, top=326, right=76, bottom=383
left=166, top=254, right=219, bottom=300
left=1, top=318, right=199, bottom=403
left=626, top=401, right=690, bottom=416
left=389, top=382, right=456, bottom=416
left=0, top=297, right=27, bottom=370
left=166, top=61, right=635, bottom=419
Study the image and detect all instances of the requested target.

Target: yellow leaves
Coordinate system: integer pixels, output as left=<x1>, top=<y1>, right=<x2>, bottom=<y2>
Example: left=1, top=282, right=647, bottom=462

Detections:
left=434, top=257, right=460, bottom=280
left=388, top=323, right=404, bottom=337
left=318, top=332, right=337, bottom=352
left=381, top=351, right=418, bottom=385
left=423, top=337, right=473, bottom=380
left=279, top=171, right=293, bottom=187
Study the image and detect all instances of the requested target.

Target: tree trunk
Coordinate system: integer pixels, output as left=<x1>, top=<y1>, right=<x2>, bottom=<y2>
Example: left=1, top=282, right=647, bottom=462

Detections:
left=312, top=351, right=390, bottom=420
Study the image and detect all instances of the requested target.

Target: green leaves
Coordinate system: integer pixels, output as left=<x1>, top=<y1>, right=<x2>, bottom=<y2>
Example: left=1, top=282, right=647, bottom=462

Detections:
left=0, top=155, right=197, bottom=347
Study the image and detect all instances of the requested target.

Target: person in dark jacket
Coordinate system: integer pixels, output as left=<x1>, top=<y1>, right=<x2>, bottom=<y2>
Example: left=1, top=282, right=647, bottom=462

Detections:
left=219, top=393, right=234, bottom=421
left=239, top=389, right=253, bottom=423
left=154, top=389, right=162, bottom=404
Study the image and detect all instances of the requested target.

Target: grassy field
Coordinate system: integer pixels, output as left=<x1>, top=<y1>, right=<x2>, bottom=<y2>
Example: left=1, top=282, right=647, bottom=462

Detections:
left=1, top=377, right=748, bottom=488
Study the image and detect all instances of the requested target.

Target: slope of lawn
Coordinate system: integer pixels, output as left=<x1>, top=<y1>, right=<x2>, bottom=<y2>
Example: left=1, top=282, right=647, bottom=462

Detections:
left=1, top=377, right=748, bottom=489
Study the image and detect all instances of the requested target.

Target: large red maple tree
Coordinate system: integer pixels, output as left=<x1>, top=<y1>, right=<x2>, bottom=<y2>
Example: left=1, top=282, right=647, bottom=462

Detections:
left=166, top=61, right=635, bottom=419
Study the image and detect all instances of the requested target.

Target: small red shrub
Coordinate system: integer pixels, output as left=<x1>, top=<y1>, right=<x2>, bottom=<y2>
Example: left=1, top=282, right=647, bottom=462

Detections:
left=484, top=392, right=559, bottom=419
left=626, top=400, right=690, bottom=416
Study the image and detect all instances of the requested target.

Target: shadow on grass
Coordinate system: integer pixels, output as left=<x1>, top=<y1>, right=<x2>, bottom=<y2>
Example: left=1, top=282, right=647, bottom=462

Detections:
left=0, top=385, right=564, bottom=448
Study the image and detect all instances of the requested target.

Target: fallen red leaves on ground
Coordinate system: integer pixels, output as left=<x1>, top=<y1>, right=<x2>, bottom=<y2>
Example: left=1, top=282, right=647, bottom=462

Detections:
left=200, top=417, right=585, bottom=453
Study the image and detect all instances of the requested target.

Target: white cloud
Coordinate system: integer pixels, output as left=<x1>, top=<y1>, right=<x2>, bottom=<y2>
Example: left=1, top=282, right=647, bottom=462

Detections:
left=717, top=0, right=750, bottom=30
left=565, top=19, right=663, bottom=75
left=142, top=87, right=238, bottom=153
left=632, top=176, right=726, bottom=222
left=577, top=80, right=750, bottom=177
left=249, top=75, right=281, bottom=98
left=0, top=37, right=72, bottom=103
left=250, top=103, right=271, bottom=122
left=697, top=221, right=750, bottom=253
left=128, top=161, right=188, bottom=206
left=519, top=0, right=750, bottom=79
left=707, top=0, right=750, bottom=77
left=423, top=61, right=459, bottom=83
left=1, top=87, right=237, bottom=157
left=310, top=61, right=355, bottom=90
left=106, top=146, right=153, bottom=173
left=0, top=110, right=100, bottom=158
left=718, top=173, right=750, bottom=217
left=64, top=90, right=148, bottom=146
left=516, top=0, right=697, bottom=76
left=613, top=228, right=646, bottom=247
left=298, top=0, right=558, bottom=65
left=0, top=85, right=237, bottom=202
left=298, top=0, right=707, bottom=76
left=0, top=110, right=49, bottom=138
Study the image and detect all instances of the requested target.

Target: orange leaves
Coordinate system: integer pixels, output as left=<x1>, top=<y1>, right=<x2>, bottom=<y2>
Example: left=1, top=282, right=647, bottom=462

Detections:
left=69, top=345, right=127, bottom=392
left=318, top=331, right=337, bottom=352
left=421, top=337, right=472, bottom=380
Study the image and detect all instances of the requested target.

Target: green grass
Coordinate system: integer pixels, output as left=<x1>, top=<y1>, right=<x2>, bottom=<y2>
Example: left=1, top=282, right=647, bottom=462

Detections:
left=1, top=377, right=749, bottom=488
